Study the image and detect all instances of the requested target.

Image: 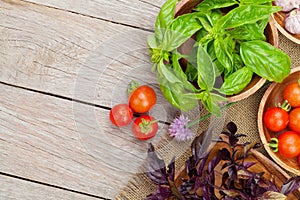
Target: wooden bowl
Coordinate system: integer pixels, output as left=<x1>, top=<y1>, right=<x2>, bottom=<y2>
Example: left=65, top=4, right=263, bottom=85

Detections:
left=175, top=0, right=279, bottom=102
left=174, top=136, right=300, bottom=199
left=272, top=11, right=300, bottom=45
left=258, top=67, right=300, bottom=175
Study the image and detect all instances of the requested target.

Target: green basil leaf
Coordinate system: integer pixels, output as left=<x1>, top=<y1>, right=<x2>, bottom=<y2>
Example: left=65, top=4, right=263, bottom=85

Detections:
left=240, top=40, right=291, bottom=82
left=157, top=61, right=181, bottom=84
left=197, top=44, right=216, bottom=90
left=185, top=62, right=198, bottom=82
left=214, top=36, right=235, bottom=75
left=219, top=67, right=253, bottom=95
left=155, top=0, right=179, bottom=43
left=215, top=5, right=281, bottom=30
left=161, top=13, right=202, bottom=51
left=240, top=0, right=273, bottom=5
left=214, top=59, right=225, bottom=76
left=227, top=23, right=266, bottom=41
left=195, top=13, right=212, bottom=32
left=232, top=53, right=244, bottom=72
left=158, top=72, right=197, bottom=112
left=195, top=0, right=238, bottom=12
left=172, top=51, right=198, bottom=92
left=194, top=91, right=224, bottom=116
left=196, top=28, right=209, bottom=42
left=210, top=9, right=223, bottom=26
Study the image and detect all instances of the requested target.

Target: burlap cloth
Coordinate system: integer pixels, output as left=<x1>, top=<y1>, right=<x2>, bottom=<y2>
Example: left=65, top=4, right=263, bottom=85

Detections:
left=116, top=32, right=300, bottom=200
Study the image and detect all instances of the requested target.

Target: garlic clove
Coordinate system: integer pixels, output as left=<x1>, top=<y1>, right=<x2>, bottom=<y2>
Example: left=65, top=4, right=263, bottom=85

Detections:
left=284, top=8, right=300, bottom=34
left=275, top=0, right=300, bottom=12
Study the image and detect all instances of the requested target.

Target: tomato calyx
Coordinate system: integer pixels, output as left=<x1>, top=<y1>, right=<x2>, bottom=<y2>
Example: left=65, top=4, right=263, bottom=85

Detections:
left=127, top=80, right=140, bottom=95
left=276, top=100, right=291, bottom=112
left=269, top=138, right=279, bottom=153
left=138, top=118, right=159, bottom=134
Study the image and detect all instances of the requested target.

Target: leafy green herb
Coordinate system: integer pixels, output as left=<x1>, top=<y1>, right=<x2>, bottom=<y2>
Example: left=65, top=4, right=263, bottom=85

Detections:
left=147, top=0, right=291, bottom=115
left=240, top=40, right=291, bottom=82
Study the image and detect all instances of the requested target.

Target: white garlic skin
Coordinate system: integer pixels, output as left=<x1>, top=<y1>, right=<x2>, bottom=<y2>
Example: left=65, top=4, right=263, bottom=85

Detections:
left=285, top=8, right=300, bottom=34
left=275, top=0, right=300, bottom=12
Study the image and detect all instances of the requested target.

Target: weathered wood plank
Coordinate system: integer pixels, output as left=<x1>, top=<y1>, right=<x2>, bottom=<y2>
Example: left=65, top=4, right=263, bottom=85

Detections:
left=21, top=0, right=164, bottom=30
left=0, top=83, right=170, bottom=199
left=0, top=175, right=99, bottom=200
left=0, top=0, right=178, bottom=120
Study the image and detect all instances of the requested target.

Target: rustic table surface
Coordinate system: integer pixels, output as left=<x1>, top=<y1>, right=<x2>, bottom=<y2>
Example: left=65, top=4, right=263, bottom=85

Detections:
left=2, top=0, right=300, bottom=200
left=0, top=0, right=180, bottom=199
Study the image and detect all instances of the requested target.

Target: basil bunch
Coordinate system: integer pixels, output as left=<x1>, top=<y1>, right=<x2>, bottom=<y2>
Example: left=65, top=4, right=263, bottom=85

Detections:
left=147, top=0, right=291, bottom=115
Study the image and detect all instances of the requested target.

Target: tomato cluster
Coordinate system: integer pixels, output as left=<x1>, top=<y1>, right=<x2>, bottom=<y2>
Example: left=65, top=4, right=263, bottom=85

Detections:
left=264, top=80, right=300, bottom=163
left=109, top=83, right=158, bottom=140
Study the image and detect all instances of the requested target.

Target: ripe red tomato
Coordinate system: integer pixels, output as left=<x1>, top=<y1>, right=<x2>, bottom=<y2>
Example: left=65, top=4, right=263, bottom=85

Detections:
left=283, top=81, right=300, bottom=108
left=129, top=85, right=156, bottom=113
left=263, top=107, right=289, bottom=132
left=289, top=108, right=300, bottom=133
left=109, top=104, right=133, bottom=127
left=278, top=131, right=300, bottom=158
left=132, top=115, right=158, bottom=140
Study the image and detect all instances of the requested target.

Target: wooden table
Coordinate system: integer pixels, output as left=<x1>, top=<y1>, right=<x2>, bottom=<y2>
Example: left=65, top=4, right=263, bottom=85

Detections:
left=1, top=0, right=179, bottom=199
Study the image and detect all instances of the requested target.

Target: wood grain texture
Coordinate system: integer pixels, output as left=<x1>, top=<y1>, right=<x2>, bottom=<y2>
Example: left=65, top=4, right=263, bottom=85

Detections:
left=0, top=83, right=170, bottom=199
left=0, top=0, right=178, bottom=120
left=21, top=0, right=164, bottom=30
left=0, top=175, right=99, bottom=200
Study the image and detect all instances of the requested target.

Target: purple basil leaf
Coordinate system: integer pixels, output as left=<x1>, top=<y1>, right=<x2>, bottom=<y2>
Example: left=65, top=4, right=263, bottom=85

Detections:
left=191, top=132, right=205, bottom=161
left=145, top=185, right=173, bottom=200
left=208, top=156, right=221, bottom=173
left=178, top=178, right=195, bottom=198
left=221, top=162, right=232, bottom=170
left=227, top=122, right=237, bottom=134
left=228, top=165, right=238, bottom=180
left=186, top=156, right=197, bottom=178
left=242, top=162, right=256, bottom=169
left=167, top=156, right=176, bottom=182
left=146, top=143, right=168, bottom=185
left=197, top=152, right=209, bottom=176
left=280, top=176, right=300, bottom=195
left=229, top=135, right=239, bottom=147
left=218, top=148, right=231, bottom=161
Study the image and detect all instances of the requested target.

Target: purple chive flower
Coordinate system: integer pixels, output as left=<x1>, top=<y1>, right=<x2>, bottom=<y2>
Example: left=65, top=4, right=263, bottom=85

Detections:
left=168, top=115, right=194, bottom=142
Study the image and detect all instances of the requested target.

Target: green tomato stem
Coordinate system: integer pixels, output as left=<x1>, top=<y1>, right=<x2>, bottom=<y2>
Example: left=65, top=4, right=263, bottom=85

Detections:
left=278, top=100, right=291, bottom=112
left=139, top=118, right=158, bottom=134
left=269, top=138, right=279, bottom=153
left=127, top=80, right=139, bottom=96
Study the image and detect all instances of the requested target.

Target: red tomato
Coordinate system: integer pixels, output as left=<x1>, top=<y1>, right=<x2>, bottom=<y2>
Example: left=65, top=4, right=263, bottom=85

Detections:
left=129, top=85, right=156, bottom=113
left=109, top=104, right=133, bottom=127
left=283, top=81, right=300, bottom=108
left=298, top=154, right=300, bottom=164
left=278, top=131, right=300, bottom=158
left=132, top=115, right=158, bottom=140
left=263, top=107, right=289, bottom=132
left=289, top=108, right=300, bottom=133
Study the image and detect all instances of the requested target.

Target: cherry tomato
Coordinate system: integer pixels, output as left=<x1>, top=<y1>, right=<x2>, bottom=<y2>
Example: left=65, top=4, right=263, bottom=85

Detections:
left=263, top=107, right=289, bottom=132
left=283, top=81, right=300, bottom=108
left=110, top=104, right=133, bottom=127
left=289, top=108, right=300, bottom=133
left=129, top=85, right=156, bottom=113
left=132, top=115, right=158, bottom=140
left=277, top=131, right=300, bottom=158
